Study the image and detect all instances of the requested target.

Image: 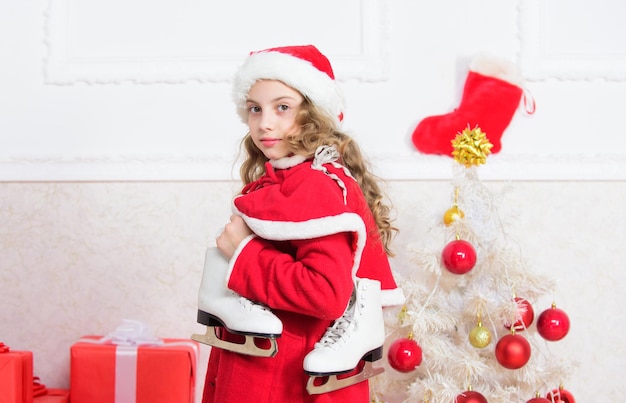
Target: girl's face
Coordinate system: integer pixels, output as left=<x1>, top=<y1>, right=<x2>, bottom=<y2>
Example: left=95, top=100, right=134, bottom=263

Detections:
left=245, top=80, right=303, bottom=161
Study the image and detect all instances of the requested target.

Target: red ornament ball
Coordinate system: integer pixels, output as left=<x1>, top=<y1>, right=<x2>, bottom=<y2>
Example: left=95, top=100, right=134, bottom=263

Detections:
left=387, top=337, right=422, bottom=372
left=441, top=239, right=477, bottom=274
left=537, top=304, right=570, bottom=341
left=455, top=390, right=488, bottom=403
left=527, top=398, right=551, bottom=403
left=505, top=297, right=534, bottom=331
left=547, top=387, right=576, bottom=403
left=495, top=333, right=531, bottom=369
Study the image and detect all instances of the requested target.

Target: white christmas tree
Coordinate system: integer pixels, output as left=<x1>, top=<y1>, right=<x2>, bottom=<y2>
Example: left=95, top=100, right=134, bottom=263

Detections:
left=371, top=128, right=577, bottom=403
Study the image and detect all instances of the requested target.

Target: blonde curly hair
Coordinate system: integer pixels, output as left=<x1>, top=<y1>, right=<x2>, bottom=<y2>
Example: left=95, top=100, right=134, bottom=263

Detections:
left=238, top=97, right=398, bottom=255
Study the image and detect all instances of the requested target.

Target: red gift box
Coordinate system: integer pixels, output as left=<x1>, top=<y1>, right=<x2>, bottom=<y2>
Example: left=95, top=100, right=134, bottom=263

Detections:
left=0, top=343, right=34, bottom=403
left=70, top=335, right=198, bottom=403
left=33, top=389, right=69, bottom=403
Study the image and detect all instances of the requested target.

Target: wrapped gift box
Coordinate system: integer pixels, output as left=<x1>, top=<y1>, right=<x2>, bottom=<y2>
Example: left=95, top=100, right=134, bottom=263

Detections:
left=70, top=335, right=198, bottom=403
left=33, top=389, right=69, bottom=403
left=0, top=343, right=34, bottom=403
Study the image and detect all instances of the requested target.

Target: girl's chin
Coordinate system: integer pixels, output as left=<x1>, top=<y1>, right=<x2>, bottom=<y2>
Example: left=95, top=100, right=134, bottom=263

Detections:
left=264, top=152, right=290, bottom=160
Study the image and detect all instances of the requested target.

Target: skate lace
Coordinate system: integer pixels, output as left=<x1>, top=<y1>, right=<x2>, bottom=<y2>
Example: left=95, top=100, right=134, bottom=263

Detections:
left=317, top=316, right=354, bottom=348
left=316, top=300, right=364, bottom=349
left=237, top=296, right=269, bottom=312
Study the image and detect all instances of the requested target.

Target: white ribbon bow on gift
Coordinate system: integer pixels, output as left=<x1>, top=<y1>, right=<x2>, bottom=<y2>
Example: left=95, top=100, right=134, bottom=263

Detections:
left=99, top=319, right=164, bottom=347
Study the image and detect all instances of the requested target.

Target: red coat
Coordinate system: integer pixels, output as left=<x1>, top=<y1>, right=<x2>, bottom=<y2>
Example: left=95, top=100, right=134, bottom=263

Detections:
left=202, top=155, right=403, bottom=403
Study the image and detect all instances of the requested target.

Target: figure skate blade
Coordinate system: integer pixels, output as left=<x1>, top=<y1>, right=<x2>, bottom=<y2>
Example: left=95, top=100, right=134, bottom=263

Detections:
left=306, top=361, right=384, bottom=395
left=191, top=326, right=278, bottom=357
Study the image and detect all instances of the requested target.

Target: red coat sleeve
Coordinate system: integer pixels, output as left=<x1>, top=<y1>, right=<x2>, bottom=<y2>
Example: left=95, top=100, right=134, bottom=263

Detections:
left=227, top=231, right=355, bottom=321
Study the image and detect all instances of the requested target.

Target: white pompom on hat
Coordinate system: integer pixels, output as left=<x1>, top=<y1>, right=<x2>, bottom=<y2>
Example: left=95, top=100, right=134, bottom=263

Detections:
left=232, top=45, right=345, bottom=125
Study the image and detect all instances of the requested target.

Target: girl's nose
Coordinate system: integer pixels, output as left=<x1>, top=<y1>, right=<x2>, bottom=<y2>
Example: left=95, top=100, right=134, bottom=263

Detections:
left=259, top=111, right=275, bottom=131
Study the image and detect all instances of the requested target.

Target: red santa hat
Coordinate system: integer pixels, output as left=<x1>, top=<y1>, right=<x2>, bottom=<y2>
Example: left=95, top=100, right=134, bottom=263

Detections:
left=232, top=45, right=345, bottom=125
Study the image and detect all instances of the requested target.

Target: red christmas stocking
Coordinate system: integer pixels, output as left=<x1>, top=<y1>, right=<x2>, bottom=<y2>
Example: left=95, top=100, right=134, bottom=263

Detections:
left=411, top=55, right=534, bottom=155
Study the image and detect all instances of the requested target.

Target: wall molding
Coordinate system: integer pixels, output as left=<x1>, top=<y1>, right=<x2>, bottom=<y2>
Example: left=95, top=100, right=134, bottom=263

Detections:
left=44, top=0, right=390, bottom=84
left=3, top=152, right=624, bottom=182
left=519, top=0, right=626, bottom=81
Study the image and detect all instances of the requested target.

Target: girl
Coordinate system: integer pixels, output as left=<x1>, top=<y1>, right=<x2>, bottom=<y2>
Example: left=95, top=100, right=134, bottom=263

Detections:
left=202, top=45, right=404, bottom=403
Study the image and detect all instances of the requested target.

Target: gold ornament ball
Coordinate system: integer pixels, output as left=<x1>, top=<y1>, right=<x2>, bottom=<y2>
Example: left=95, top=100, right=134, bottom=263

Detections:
left=469, top=324, right=492, bottom=348
left=443, top=205, right=465, bottom=226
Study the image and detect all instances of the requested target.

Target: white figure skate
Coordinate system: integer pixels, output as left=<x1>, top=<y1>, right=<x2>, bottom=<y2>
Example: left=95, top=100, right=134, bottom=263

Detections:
left=191, top=247, right=282, bottom=357
left=304, top=278, right=385, bottom=394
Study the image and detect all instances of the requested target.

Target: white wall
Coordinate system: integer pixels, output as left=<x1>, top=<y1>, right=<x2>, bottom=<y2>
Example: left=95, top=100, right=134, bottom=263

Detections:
left=3, top=0, right=626, bottom=181
left=1, top=1, right=625, bottom=402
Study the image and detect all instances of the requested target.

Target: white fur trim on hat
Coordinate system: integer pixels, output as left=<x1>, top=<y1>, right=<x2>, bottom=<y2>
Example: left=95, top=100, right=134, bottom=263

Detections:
left=232, top=47, right=345, bottom=125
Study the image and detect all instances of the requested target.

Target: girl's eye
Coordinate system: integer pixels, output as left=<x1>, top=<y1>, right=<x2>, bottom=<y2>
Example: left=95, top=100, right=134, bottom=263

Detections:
left=278, top=104, right=289, bottom=112
left=249, top=105, right=261, bottom=113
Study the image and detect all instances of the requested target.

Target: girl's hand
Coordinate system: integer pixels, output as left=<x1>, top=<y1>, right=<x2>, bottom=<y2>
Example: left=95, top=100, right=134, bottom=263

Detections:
left=216, top=215, right=253, bottom=259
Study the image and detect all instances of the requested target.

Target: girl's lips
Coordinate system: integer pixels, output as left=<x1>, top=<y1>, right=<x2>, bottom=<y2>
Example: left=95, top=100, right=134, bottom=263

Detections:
left=261, top=139, right=281, bottom=147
